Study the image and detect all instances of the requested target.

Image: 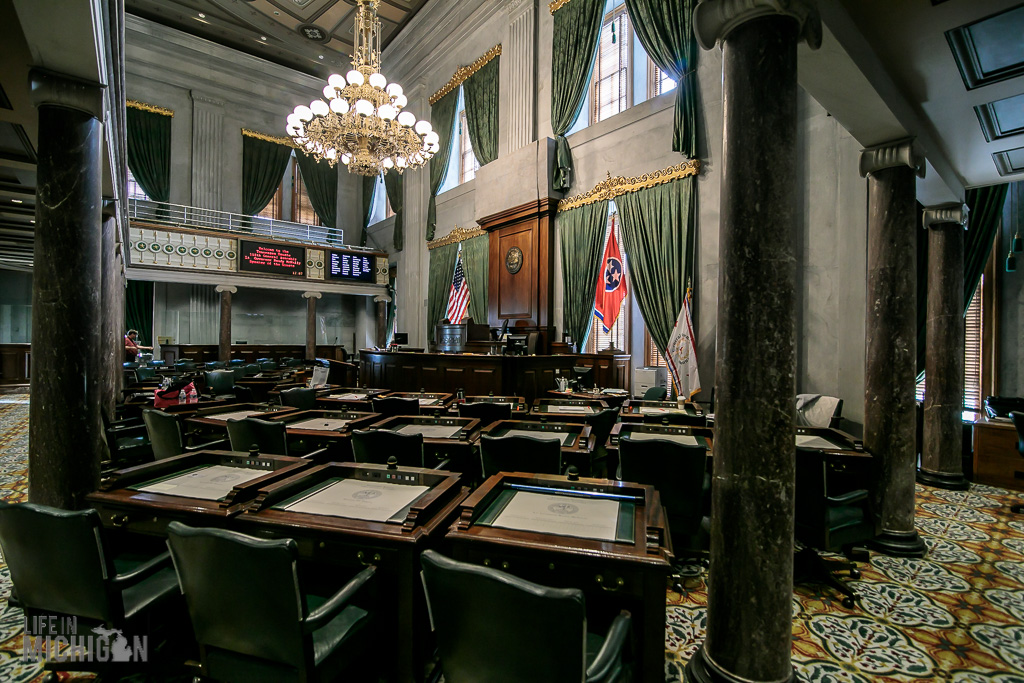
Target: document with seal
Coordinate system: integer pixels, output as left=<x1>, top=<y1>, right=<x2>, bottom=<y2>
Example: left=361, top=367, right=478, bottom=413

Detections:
left=627, top=432, right=699, bottom=446
left=288, top=417, right=352, bottom=431
left=204, top=410, right=263, bottom=421
left=283, top=479, right=429, bottom=522
left=395, top=424, right=461, bottom=439
left=327, top=393, right=367, bottom=400
left=135, top=465, right=268, bottom=500
left=492, top=491, right=619, bottom=541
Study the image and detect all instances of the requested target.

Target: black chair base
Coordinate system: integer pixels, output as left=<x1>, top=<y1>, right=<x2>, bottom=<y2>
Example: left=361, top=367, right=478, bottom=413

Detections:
left=794, top=546, right=864, bottom=608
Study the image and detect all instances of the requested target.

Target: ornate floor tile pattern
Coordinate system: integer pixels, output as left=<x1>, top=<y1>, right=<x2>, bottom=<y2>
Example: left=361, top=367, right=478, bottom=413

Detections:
left=0, top=397, right=1022, bottom=681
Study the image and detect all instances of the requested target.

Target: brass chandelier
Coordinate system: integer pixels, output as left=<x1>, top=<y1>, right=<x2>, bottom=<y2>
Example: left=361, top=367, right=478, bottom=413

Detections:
left=285, top=0, right=439, bottom=176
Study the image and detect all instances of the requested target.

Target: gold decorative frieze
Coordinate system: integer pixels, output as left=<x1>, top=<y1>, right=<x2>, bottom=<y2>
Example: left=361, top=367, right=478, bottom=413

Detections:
left=556, top=160, right=702, bottom=212
left=126, top=99, right=174, bottom=117
left=429, top=45, right=502, bottom=105
left=548, top=0, right=572, bottom=13
left=427, top=225, right=487, bottom=250
left=242, top=128, right=297, bottom=147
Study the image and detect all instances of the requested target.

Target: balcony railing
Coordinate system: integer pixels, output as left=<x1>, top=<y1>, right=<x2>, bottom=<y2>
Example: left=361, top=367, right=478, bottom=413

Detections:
left=127, top=198, right=348, bottom=249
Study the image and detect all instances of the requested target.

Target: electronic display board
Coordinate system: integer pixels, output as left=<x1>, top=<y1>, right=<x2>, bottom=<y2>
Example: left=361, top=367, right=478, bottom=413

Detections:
left=328, top=250, right=375, bottom=282
left=238, top=241, right=306, bottom=277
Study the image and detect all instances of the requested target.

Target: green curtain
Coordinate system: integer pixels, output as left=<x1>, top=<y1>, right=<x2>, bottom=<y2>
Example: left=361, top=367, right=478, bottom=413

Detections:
left=428, top=242, right=459, bottom=340
left=916, top=184, right=1009, bottom=377
left=384, top=170, right=405, bottom=252
left=462, top=234, right=489, bottom=325
left=125, top=280, right=154, bottom=345
left=558, top=199, right=609, bottom=349
left=550, top=0, right=603, bottom=191
left=126, top=107, right=171, bottom=203
left=624, top=0, right=698, bottom=157
left=617, top=177, right=696, bottom=355
left=295, top=152, right=339, bottom=242
left=242, top=136, right=292, bottom=216
left=360, top=175, right=376, bottom=247
left=427, top=90, right=460, bottom=241
left=463, top=55, right=500, bottom=166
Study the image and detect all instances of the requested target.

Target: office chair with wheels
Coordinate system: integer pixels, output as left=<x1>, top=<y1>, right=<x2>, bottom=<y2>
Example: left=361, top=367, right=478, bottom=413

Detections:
left=479, top=434, right=563, bottom=479
left=166, top=522, right=376, bottom=683
left=142, top=409, right=228, bottom=460
left=280, top=387, right=318, bottom=411
left=0, top=503, right=181, bottom=681
left=420, top=549, right=631, bottom=683
left=351, top=429, right=424, bottom=468
left=371, top=396, right=421, bottom=418
left=583, top=407, right=619, bottom=478
left=642, top=386, right=667, bottom=402
left=794, top=447, right=876, bottom=608
left=1009, top=411, right=1024, bottom=514
left=458, top=401, right=512, bottom=426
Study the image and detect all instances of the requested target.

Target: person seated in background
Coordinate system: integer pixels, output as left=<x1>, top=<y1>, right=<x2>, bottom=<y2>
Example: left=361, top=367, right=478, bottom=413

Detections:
left=124, top=329, right=152, bottom=363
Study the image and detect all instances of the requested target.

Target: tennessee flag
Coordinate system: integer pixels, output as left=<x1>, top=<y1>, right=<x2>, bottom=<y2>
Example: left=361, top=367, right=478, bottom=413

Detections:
left=594, top=217, right=627, bottom=332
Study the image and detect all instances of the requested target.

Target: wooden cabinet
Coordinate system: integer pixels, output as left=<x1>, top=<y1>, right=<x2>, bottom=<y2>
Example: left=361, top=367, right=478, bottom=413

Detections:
left=0, top=344, right=31, bottom=384
left=973, top=418, right=1024, bottom=492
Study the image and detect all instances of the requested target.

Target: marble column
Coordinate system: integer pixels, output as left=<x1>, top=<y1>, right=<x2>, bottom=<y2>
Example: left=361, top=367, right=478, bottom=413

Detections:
left=216, top=285, right=236, bottom=362
left=375, top=295, right=389, bottom=347
left=303, top=291, right=321, bottom=360
left=919, top=203, right=970, bottom=490
left=504, top=0, right=536, bottom=156
left=686, top=4, right=820, bottom=683
left=28, top=70, right=105, bottom=510
left=100, top=203, right=120, bottom=422
left=860, top=140, right=927, bottom=557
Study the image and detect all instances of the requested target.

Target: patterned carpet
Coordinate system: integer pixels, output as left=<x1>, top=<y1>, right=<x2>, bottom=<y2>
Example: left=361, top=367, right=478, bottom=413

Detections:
left=0, top=394, right=1022, bottom=682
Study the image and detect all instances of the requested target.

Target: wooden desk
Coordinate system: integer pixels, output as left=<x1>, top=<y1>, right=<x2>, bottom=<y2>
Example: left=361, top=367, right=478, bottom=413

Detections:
left=452, top=395, right=529, bottom=416
left=548, top=390, right=628, bottom=409
left=482, top=419, right=594, bottom=473
left=264, top=409, right=381, bottom=461
left=238, top=462, right=467, bottom=683
left=368, top=415, right=481, bottom=473
left=185, top=403, right=298, bottom=432
left=620, top=399, right=705, bottom=424
left=529, top=397, right=608, bottom=423
left=380, top=391, right=454, bottom=415
left=315, top=387, right=390, bottom=412
left=446, top=471, right=672, bottom=683
left=973, top=416, right=1023, bottom=491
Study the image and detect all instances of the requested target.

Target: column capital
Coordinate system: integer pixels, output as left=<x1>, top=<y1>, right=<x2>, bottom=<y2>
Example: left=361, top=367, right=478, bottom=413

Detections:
left=29, top=68, right=105, bottom=120
left=859, top=139, right=926, bottom=178
left=507, top=0, right=534, bottom=18
left=215, top=285, right=238, bottom=294
left=922, top=203, right=969, bottom=230
left=302, top=291, right=322, bottom=300
left=373, top=294, right=392, bottom=303
left=693, top=0, right=821, bottom=51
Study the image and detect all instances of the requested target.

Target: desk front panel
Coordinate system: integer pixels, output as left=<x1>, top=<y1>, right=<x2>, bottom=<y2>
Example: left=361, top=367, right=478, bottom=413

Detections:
left=973, top=420, right=1023, bottom=491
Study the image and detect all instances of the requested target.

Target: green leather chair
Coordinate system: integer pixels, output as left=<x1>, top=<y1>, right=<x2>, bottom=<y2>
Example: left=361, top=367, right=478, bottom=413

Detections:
left=226, top=417, right=289, bottom=455
left=457, top=401, right=512, bottom=426
left=420, top=550, right=631, bottom=683
left=166, top=522, right=376, bottom=683
left=0, top=503, right=181, bottom=681
left=479, top=434, right=563, bottom=479
left=134, top=366, right=157, bottom=382
left=204, top=369, right=237, bottom=399
left=370, top=396, right=421, bottom=418
left=351, top=429, right=424, bottom=468
left=280, top=387, right=318, bottom=411
left=642, top=386, right=667, bottom=401
left=101, top=412, right=153, bottom=468
left=583, top=407, right=619, bottom=477
left=142, top=409, right=228, bottom=460
left=243, top=363, right=261, bottom=377
left=259, top=360, right=278, bottom=371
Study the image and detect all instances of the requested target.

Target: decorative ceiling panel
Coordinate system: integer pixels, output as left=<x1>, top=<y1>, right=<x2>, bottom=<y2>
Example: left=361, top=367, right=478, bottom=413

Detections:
left=975, top=93, right=1024, bottom=142
left=946, top=5, right=1024, bottom=90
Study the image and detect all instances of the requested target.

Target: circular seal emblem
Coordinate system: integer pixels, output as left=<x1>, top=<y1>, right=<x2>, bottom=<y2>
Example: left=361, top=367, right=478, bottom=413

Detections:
left=297, top=23, right=330, bottom=43
left=215, top=250, right=224, bottom=258
left=352, top=489, right=382, bottom=500
left=136, top=241, right=147, bottom=251
left=202, top=248, right=213, bottom=257
left=163, top=244, right=174, bottom=253
left=149, top=243, right=161, bottom=252
left=604, top=256, right=624, bottom=292
left=307, top=260, right=314, bottom=268
left=547, top=502, right=579, bottom=515
left=190, top=247, right=200, bottom=256
left=227, top=251, right=236, bottom=259
left=176, top=246, right=188, bottom=255
left=505, top=246, right=523, bottom=274
left=316, top=261, right=323, bottom=269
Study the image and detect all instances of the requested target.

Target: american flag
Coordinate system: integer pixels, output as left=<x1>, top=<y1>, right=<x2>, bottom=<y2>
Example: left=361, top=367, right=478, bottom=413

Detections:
left=446, top=251, right=470, bottom=323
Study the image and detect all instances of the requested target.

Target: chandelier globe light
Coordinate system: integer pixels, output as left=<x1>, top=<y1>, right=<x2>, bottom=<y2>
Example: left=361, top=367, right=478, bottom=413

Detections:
left=285, top=0, right=439, bottom=176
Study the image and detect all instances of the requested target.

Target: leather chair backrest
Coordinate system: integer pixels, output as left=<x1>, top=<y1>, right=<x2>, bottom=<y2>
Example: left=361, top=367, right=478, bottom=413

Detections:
left=135, top=366, right=156, bottom=382
left=204, top=370, right=236, bottom=394
left=641, top=412, right=706, bottom=427
left=279, top=387, right=317, bottom=410
left=228, top=359, right=245, bottom=366
left=243, top=364, right=260, bottom=377
left=259, top=361, right=278, bottom=371
left=0, top=504, right=117, bottom=622
left=143, top=409, right=185, bottom=460
left=351, top=429, right=424, bottom=467
left=227, top=418, right=289, bottom=455
left=175, top=360, right=197, bottom=371
left=619, top=437, right=706, bottom=535
left=166, top=522, right=307, bottom=668
left=1011, top=411, right=1024, bottom=455
left=420, top=550, right=587, bottom=683
left=480, top=434, right=562, bottom=478
left=371, top=397, right=421, bottom=418
left=985, top=396, right=1024, bottom=418
left=230, top=367, right=247, bottom=382
left=584, top=407, right=619, bottom=446
left=642, top=386, right=667, bottom=401
left=458, top=401, right=512, bottom=424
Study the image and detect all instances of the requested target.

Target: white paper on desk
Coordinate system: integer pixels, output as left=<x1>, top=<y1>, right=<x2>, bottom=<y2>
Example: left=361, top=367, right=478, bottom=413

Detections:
left=288, top=418, right=352, bottom=431
left=327, top=393, right=367, bottom=400
left=136, top=465, right=267, bottom=500
left=205, top=410, right=262, bottom=421
left=638, top=407, right=686, bottom=415
left=395, top=424, right=461, bottom=439
left=492, top=491, right=619, bottom=541
left=626, top=432, right=698, bottom=446
left=417, top=398, right=439, bottom=406
left=549, top=405, right=592, bottom=414
left=284, top=479, right=428, bottom=522
left=501, top=428, right=563, bottom=442
left=796, top=434, right=841, bottom=450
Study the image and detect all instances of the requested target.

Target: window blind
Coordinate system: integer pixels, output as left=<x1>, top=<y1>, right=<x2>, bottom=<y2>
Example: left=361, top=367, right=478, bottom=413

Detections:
left=592, top=9, right=629, bottom=124
left=914, top=275, right=984, bottom=408
left=459, top=109, right=479, bottom=184
left=292, top=158, right=322, bottom=227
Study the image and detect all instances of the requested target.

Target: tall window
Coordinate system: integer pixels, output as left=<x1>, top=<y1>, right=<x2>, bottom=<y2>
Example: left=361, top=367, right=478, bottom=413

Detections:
left=592, top=6, right=631, bottom=124
left=369, top=173, right=394, bottom=225
left=649, top=61, right=677, bottom=97
left=292, top=158, right=322, bottom=227
left=258, top=183, right=283, bottom=220
left=643, top=329, right=675, bottom=399
left=585, top=210, right=628, bottom=353
left=914, top=275, right=984, bottom=409
left=126, top=168, right=151, bottom=201
left=459, top=109, right=480, bottom=184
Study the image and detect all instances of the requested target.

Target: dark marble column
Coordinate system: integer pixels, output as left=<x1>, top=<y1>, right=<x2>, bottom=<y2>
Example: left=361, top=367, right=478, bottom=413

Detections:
left=303, top=292, right=321, bottom=361
left=100, top=205, right=119, bottom=422
left=28, top=70, right=105, bottom=509
left=919, top=204, right=970, bottom=490
left=216, top=285, right=236, bottom=363
left=860, top=141, right=927, bottom=557
left=686, top=4, right=820, bottom=683
left=376, top=297, right=388, bottom=347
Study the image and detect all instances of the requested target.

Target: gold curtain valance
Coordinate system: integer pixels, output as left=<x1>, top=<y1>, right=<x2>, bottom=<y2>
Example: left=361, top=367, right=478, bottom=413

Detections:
left=556, top=160, right=702, bottom=212
left=548, top=0, right=572, bottom=13
left=427, top=225, right=487, bottom=250
left=242, top=128, right=297, bottom=147
left=429, top=45, right=502, bottom=105
left=126, top=99, right=174, bottom=117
